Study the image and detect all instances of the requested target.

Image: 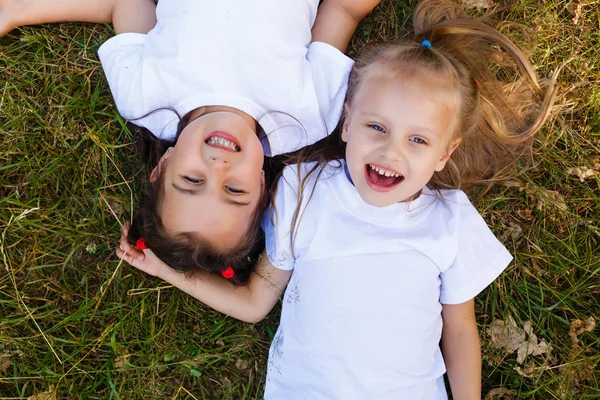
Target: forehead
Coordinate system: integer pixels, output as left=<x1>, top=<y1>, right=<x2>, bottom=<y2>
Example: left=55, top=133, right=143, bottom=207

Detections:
left=352, top=65, right=458, bottom=134
left=356, top=62, right=459, bottom=106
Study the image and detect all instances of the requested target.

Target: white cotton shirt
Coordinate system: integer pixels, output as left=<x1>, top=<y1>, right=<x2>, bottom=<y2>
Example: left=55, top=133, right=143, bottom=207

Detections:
left=261, top=161, right=513, bottom=399
left=97, top=0, right=353, bottom=156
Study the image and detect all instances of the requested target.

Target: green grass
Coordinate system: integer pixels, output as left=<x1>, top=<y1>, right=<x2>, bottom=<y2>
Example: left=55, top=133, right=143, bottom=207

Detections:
left=1, top=0, right=599, bottom=398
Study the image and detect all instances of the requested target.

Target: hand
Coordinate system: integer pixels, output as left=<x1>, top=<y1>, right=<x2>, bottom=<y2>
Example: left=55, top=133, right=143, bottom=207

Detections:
left=0, top=0, right=25, bottom=37
left=116, top=222, right=168, bottom=278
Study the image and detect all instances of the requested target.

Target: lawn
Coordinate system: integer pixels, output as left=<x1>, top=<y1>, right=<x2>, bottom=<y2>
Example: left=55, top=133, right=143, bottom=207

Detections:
left=0, top=0, right=598, bottom=399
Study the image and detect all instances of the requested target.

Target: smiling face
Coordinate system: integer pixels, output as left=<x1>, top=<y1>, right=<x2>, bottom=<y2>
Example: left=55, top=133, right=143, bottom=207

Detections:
left=153, top=109, right=265, bottom=252
left=342, top=65, right=461, bottom=207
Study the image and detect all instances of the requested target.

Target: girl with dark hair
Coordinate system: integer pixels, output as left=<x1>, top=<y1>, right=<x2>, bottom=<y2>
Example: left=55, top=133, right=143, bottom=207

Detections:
left=118, top=0, right=562, bottom=398
left=0, top=0, right=382, bottom=283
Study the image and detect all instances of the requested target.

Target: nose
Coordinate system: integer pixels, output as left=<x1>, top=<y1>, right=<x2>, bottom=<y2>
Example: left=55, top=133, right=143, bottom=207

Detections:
left=210, top=155, right=228, bottom=164
left=208, top=156, right=230, bottom=173
left=383, top=138, right=406, bottom=161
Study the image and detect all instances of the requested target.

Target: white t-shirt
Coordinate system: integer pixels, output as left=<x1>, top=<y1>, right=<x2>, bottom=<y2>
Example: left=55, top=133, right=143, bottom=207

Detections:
left=97, top=0, right=353, bottom=156
left=261, top=161, right=513, bottom=399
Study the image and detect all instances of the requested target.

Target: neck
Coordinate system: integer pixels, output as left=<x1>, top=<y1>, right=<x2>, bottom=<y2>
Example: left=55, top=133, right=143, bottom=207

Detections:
left=187, top=106, right=258, bottom=133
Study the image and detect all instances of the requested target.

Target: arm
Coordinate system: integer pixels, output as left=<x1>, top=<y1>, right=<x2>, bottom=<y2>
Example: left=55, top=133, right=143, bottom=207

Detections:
left=311, top=0, right=381, bottom=52
left=441, top=299, right=482, bottom=400
left=117, top=226, right=292, bottom=323
left=0, top=0, right=156, bottom=37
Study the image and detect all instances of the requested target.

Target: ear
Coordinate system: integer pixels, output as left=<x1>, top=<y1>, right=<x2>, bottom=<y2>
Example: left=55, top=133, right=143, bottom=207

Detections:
left=150, top=147, right=173, bottom=183
left=435, top=138, right=461, bottom=172
left=341, top=104, right=351, bottom=143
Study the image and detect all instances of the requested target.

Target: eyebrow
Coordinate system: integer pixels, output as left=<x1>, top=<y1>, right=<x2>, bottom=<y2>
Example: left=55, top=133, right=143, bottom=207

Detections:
left=172, top=183, right=251, bottom=207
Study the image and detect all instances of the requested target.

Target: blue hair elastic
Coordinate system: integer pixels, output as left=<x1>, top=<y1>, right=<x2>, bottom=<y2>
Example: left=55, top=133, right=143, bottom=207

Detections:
left=420, top=40, right=432, bottom=49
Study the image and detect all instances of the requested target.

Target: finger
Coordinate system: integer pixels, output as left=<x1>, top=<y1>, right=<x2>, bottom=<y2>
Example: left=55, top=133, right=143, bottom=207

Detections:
left=117, top=248, right=145, bottom=269
left=116, top=249, right=134, bottom=265
left=122, top=221, right=131, bottom=236
left=120, top=235, right=132, bottom=251
left=119, top=235, right=145, bottom=260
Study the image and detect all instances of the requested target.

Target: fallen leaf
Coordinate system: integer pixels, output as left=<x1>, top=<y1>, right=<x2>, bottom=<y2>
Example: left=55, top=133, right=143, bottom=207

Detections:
left=485, top=387, right=517, bottom=399
left=0, top=356, right=11, bottom=373
left=235, top=358, right=249, bottom=371
left=27, top=386, right=55, bottom=400
left=220, top=377, right=233, bottom=390
left=509, top=221, right=523, bottom=239
left=517, top=321, right=551, bottom=364
left=569, top=317, right=596, bottom=344
left=567, top=166, right=599, bottom=182
left=99, top=193, right=123, bottom=215
left=114, top=354, right=131, bottom=371
left=487, top=316, right=552, bottom=364
left=488, top=316, right=524, bottom=353
left=524, top=185, right=567, bottom=212
left=514, top=364, right=535, bottom=377
left=462, top=0, right=494, bottom=9
left=215, top=339, right=225, bottom=347
left=567, top=1, right=586, bottom=25
left=516, top=208, right=534, bottom=221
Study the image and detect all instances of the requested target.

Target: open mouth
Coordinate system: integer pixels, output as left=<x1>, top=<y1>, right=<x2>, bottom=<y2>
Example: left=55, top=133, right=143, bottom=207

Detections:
left=364, top=164, right=404, bottom=192
left=205, top=132, right=241, bottom=152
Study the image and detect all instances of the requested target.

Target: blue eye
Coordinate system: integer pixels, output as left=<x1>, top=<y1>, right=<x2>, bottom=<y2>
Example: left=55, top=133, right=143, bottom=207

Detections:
left=226, top=186, right=245, bottom=194
left=183, top=176, right=203, bottom=184
left=410, top=137, right=427, bottom=145
left=368, top=124, right=385, bottom=133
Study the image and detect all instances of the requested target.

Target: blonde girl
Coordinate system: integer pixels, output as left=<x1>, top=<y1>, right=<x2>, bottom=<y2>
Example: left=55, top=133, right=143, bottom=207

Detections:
left=0, top=0, right=381, bottom=283
left=118, top=0, right=560, bottom=398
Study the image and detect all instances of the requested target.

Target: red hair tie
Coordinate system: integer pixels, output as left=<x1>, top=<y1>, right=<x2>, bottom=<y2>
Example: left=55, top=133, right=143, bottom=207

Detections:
left=221, top=266, right=235, bottom=279
left=135, top=238, right=148, bottom=250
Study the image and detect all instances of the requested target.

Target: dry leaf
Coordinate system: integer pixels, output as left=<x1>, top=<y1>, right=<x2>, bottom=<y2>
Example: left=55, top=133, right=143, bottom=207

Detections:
left=487, top=316, right=552, bottom=364
left=524, top=185, right=567, bottom=212
left=215, top=338, right=225, bottom=347
left=485, top=387, right=517, bottom=399
left=99, top=193, right=123, bottom=215
left=514, top=364, right=535, bottom=377
left=27, top=386, right=55, bottom=400
left=235, top=358, right=249, bottom=371
left=488, top=316, right=525, bottom=353
left=0, top=356, right=11, bottom=373
left=220, top=377, right=233, bottom=390
left=114, top=354, right=131, bottom=371
left=569, top=317, right=596, bottom=344
left=462, top=0, right=494, bottom=9
left=509, top=221, right=523, bottom=239
left=567, top=166, right=599, bottom=182
left=567, top=1, right=586, bottom=25
left=516, top=208, right=534, bottom=221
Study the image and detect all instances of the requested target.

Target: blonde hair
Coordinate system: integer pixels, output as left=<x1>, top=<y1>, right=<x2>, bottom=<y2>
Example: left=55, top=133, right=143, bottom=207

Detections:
left=346, top=0, right=559, bottom=191
left=281, top=0, right=562, bottom=254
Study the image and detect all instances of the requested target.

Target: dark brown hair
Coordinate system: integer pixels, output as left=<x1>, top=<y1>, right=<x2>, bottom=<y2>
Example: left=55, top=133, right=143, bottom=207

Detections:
left=126, top=119, right=282, bottom=285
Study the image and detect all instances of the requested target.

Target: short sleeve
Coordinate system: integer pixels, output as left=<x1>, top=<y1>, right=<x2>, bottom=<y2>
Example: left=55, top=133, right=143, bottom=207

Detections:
left=98, top=34, right=145, bottom=113
left=262, top=163, right=321, bottom=270
left=307, top=42, right=354, bottom=134
left=262, top=166, right=304, bottom=271
left=439, top=196, right=513, bottom=304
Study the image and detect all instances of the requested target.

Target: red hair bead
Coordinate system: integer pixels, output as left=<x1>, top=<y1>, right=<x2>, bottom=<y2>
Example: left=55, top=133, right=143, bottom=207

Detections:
left=221, top=266, right=235, bottom=279
left=135, top=238, right=148, bottom=250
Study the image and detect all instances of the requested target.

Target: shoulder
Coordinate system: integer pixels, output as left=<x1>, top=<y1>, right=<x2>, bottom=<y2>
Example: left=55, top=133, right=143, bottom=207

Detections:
left=428, top=188, right=481, bottom=224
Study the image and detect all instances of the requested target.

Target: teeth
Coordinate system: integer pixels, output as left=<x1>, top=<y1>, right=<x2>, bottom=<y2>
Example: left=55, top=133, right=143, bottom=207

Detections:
left=369, top=164, right=400, bottom=178
left=207, top=136, right=239, bottom=151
